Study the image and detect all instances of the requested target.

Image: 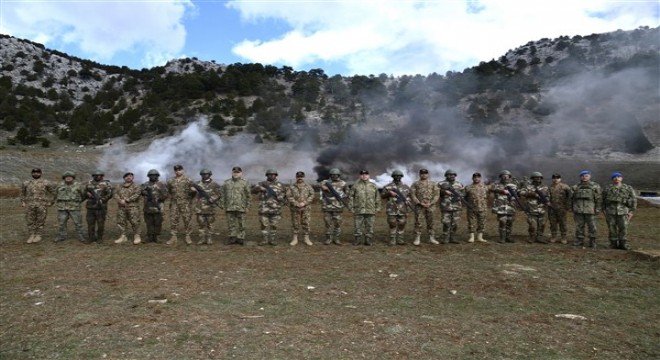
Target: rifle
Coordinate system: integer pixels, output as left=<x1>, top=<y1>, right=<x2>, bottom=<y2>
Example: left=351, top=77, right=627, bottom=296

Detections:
left=324, top=181, right=349, bottom=208
left=506, top=185, right=531, bottom=215
left=144, top=185, right=161, bottom=211
left=87, top=188, right=100, bottom=206
left=390, top=186, right=417, bottom=215
left=535, top=188, right=556, bottom=210
left=192, top=183, right=222, bottom=208
left=443, top=183, right=475, bottom=212
left=260, top=182, right=283, bottom=201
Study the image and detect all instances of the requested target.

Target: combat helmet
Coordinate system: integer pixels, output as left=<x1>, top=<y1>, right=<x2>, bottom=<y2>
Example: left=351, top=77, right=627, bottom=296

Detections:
left=62, top=171, right=76, bottom=179
left=530, top=171, right=543, bottom=178
left=391, top=170, right=404, bottom=177
left=92, top=169, right=104, bottom=176
left=329, top=168, right=341, bottom=175
left=445, top=169, right=457, bottom=176
left=499, top=170, right=512, bottom=177
left=265, top=169, right=278, bottom=176
left=200, top=168, right=212, bottom=176
left=147, top=169, right=160, bottom=176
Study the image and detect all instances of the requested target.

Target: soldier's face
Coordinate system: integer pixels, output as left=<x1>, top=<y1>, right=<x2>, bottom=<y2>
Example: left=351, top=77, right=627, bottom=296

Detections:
left=31, top=172, right=41, bottom=179
left=612, top=176, right=622, bottom=184
left=472, top=176, right=481, bottom=184
left=500, top=175, right=511, bottom=182
left=93, top=175, right=103, bottom=182
left=330, top=174, right=340, bottom=181
left=148, top=175, right=159, bottom=182
left=175, top=169, right=184, bottom=177
left=296, top=176, right=305, bottom=183
left=360, top=173, right=370, bottom=181
left=580, top=174, right=591, bottom=182
left=232, top=171, right=242, bottom=179
left=532, top=177, right=542, bottom=185
left=446, top=174, right=456, bottom=182
left=201, top=174, right=211, bottom=181
left=267, top=173, right=277, bottom=182
left=392, top=175, right=403, bottom=183
left=552, top=177, right=561, bottom=184
left=124, top=175, right=134, bottom=183
left=419, top=173, right=429, bottom=180
left=64, top=176, right=74, bottom=183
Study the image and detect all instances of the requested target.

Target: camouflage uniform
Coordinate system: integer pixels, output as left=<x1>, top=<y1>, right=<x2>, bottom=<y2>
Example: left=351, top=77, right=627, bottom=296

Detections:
left=222, top=171, right=251, bottom=245
left=602, top=177, right=636, bottom=250
left=319, top=175, right=349, bottom=245
left=381, top=175, right=412, bottom=245
left=519, top=176, right=549, bottom=243
left=464, top=182, right=488, bottom=236
left=142, top=179, right=169, bottom=243
left=489, top=174, right=517, bottom=243
left=410, top=172, right=440, bottom=244
left=571, top=176, right=602, bottom=247
left=167, top=173, right=196, bottom=243
left=548, top=178, right=572, bottom=243
left=21, top=173, right=56, bottom=243
left=348, top=173, right=381, bottom=246
left=253, top=175, right=287, bottom=245
left=286, top=179, right=316, bottom=238
left=84, top=175, right=114, bottom=242
left=55, top=174, right=86, bottom=242
left=438, top=178, right=465, bottom=244
left=115, top=178, right=142, bottom=241
left=193, top=177, right=223, bottom=245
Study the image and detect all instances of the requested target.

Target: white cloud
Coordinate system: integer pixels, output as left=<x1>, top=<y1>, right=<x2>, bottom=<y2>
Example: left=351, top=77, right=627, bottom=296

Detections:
left=1, top=0, right=194, bottom=68
left=227, top=0, right=660, bottom=75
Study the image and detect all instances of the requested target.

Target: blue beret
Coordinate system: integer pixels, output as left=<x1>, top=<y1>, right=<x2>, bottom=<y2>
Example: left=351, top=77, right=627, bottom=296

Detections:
left=579, top=171, right=590, bottom=176
left=611, top=172, right=622, bottom=179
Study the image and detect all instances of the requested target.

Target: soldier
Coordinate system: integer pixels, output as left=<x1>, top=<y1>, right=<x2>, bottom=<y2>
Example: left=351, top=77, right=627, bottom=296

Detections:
left=55, top=171, right=86, bottom=242
left=464, top=172, right=488, bottom=243
left=222, top=166, right=251, bottom=245
left=519, top=172, right=549, bottom=243
left=84, top=169, right=113, bottom=242
left=253, top=169, right=287, bottom=246
left=141, top=169, right=169, bottom=244
left=166, top=164, right=196, bottom=245
left=548, top=173, right=572, bottom=244
left=319, top=168, right=349, bottom=245
left=438, top=169, right=465, bottom=244
left=114, top=172, right=142, bottom=244
left=571, top=170, right=602, bottom=248
left=409, top=168, right=440, bottom=245
left=381, top=170, right=413, bottom=245
left=21, top=168, right=56, bottom=243
left=348, top=170, right=381, bottom=246
left=193, top=169, right=222, bottom=245
left=489, top=170, right=518, bottom=243
left=602, top=172, right=636, bottom=250
left=286, top=171, right=315, bottom=246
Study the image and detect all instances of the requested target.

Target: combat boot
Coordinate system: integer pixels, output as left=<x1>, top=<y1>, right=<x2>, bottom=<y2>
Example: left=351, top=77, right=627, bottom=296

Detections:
left=467, top=233, right=475, bottom=243
left=26, top=234, right=35, bottom=244
left=498, top=230, right=506, bottom=244
left=33, top=234, right=42, bottom=243
left=396, top=233, right=406, bottom=245
left=323, top=235, right=332, bottom=245
left=333, top=235, right=342, bottom=245
left=364, top=237, right=373, bottom=246
left=413, top=234, right=421, bottom=246
left=185, top=234, right=193, bottom=245
left=588, top=238, right=597, bottom=248
left=259, top=234, right=269, bottom=246
left=197, top=231, right=207, bottom=245
left=303, top=234, right=313, bottom=246
left=449, top=233, right=460, bottom=244
left=290, top=234, right=298, bottom=246
left=560, top=234, right=568, bottom=244
left=619, top=240, right=630, bottom=250
left=353, top=236, right=362, bottom=246
left=206, top=233, right=213, bottom=245
left=133, top=234, right=142, bottom=245
left=114, top=234, right=128, bottom=244
left=268, top=234, right=277, bottom=246
left=609, top=240, right=618, bottom=249
left=549, top=233, right=558, bottom=243
left=389, top=233, right=397, bottom=246
left=476, top=233, right=487, bottom=243
left=429, top=235, right=439, bottom=245
left=166, top=235, right=177, bottom=245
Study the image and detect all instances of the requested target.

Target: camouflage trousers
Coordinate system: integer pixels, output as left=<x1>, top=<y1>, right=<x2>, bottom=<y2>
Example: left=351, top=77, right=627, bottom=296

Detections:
left=605, top=214, right=629, bottom=243
left=117, top=206, right=141, bottom=236
left=86, top=208, right=107, bottom=241
left=441, top=211, right=460, bottom=240
left=260, top=212, right=282, bottom=237
left=467, top=210, right=486, bottom=233
left=526, top=213, right=546, bottom=241
left=290, top=208, right=312, bottom=235
left=574, top=213, right=597, bottom=244
left=196, top=213, right=217, bottom=233
left=413, top=207, right=435, bottom=235
left=496, top=214, right=515, bottom=242
left=144, top=212, right=164, bottom=241
left=57, top=210, right=84, bottom=241
left=170, top=201, right=193, bottom=236
left=548, top=208, right=568, bottom=237
left=386, top=214, right=407, bottom=232
left=25, top=204, right=48, bottom=235
left=323, top=211, right=343, bottom=237
left=226, top=211, right=246, bottom=241
left=353, top=214, right=375, bottom=238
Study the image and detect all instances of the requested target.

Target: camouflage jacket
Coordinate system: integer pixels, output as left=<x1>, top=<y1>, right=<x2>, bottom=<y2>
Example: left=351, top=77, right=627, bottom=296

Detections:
left=489, top=181, right=517, bottom=215
left=85, top=179, right=114, bottom=209
left=222, top=178, right=251, bottom=212
left=21, top=178, right=56, bottom=206
left=410, top=179, right=439, bottom=207
left=464, top=183, right=488, bottom=213
left=286, top=182, right=315, bottom=211
left=549, top=182, right=572, bottom=211
left=348, top=180, right=381, bottom=215
left=602, top=183, right=636, bottom=216
left=571, top=181, right=602, bottom=214
left=381, top=181, right=412, bottom=216
left=167, top=176, right=195, bottom=204
left=519, top=183, right=550, bottom=215
left=319, top=179, right=349, bottom=212
left=194, top=180, right=222, bottom=214
left=141, top=181, right=168, bottom=214
left=55, top=181, right=85, bottom=211
left=438, top=180, right=465, bottom=212
left=115, top=182, right=142, bottom=208
left=253, top=180, right=287, bottom=215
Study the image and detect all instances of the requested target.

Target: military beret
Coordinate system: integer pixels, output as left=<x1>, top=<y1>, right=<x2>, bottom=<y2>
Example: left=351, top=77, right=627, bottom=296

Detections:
left=611, top=172, right=622, bottom=179
left=295, top=171, right=305, bottom=178
left=579, top=170, right=590, bottom=176
left=232, top=166, right=242, bottom=173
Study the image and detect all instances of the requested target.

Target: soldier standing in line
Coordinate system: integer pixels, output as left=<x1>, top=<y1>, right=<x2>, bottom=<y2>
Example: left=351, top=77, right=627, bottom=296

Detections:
left=548, top=173, right=572, bottom=244
left=114, top=172, right=143, bottom=244
left=438, top=169, right=465, bottom=244
left=193, top=169, right=223, bottom=245
left=602, top=172, right=636, bottom=250
left=55, top=171, right=86, bottom=243
left=464, top=172, right=488, bottom=243
left=348, top=170, right=381, bottom=246
left=222, top=166, right=251, bottom=245
left=381, top=170, right=412, bottom=245
left=84, top=170, right=113, bottom=242
left=409, top=168, right=440, bottom=246
left=520, top=172, right=549, bottom=244
left=21, top=168, right=56, bottom=244
left=286, top=171, right=315, bottom=246
left=141, top=169, right=169, bottom=244
left=253, top=169, right=287, bottom=246
left=319, top=168, right=349, bottom=245
left=489, top=170, right=518, bottom=243
left=166, top=164, right=196, bottom=245
left=571, top=170, right=602, bottom=248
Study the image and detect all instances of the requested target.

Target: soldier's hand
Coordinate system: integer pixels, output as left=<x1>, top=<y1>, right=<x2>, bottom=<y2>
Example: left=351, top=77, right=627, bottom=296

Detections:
left=389, top=191, right=397, bottom=197
left=627, top=212, right=634, bottom=221
left=190, top=187, right=197, bottom=192
left=21, top=201, right=26, bottom=208
left=321, top=185, right=328, bottom=191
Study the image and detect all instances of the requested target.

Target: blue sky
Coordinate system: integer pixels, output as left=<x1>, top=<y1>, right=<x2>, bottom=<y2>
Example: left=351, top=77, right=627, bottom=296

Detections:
left=1, top=0, right=658, bottom=76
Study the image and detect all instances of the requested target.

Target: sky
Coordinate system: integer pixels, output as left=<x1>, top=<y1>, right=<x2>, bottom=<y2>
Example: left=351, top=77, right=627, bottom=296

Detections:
left=1, top=0, right=658, bottom=76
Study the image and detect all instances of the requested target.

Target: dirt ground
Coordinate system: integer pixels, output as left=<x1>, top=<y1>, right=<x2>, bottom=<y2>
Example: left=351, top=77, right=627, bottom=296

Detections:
left=0, top=196, right=658, bottom=359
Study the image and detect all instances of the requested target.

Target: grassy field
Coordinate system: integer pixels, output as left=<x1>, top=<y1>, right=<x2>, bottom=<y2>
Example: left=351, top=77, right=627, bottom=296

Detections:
left=0, top=196, right=658, bottom=359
